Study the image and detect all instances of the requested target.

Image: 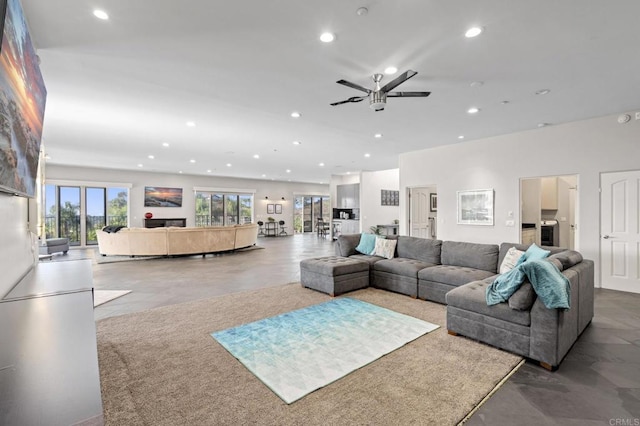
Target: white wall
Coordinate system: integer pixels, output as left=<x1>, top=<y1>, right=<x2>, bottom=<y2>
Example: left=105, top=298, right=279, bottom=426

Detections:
left=46, top=165, right=328, bottom=233
left=399, top=111, right=640, bottom=287
left=0, top=193, right=38, bottom=297
left=360, top=169, right=399, bottom=232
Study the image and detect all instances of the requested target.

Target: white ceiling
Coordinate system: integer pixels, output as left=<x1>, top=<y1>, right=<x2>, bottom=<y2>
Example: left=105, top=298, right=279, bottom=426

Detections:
left=22, top=0, right=640, bottom=184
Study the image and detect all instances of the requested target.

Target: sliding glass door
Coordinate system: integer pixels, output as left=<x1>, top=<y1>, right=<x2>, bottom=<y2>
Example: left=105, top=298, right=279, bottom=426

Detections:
left=45, top=184, right=129, bottom=246
left=195, top=192, right=254, bottom=226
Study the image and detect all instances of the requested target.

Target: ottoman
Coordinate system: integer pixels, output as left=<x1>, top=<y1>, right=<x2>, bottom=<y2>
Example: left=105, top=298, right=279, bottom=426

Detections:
left=39, top=238, right=70, bottom=255
left=300, top=256, right=370, bottom=296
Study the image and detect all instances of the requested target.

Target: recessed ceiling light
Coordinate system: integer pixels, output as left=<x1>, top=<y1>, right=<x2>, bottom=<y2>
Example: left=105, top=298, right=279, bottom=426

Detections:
left=320, top=32, right=335, bottom=43
left=346, top=172, right=351, bottom=175
left=178, top=171, right=183, bottom=174
left=467, top=107, right=480, bottom=114
left=186, top=121, right=196, bottom=127
left=253, top=154, right=260, bottom=159
left=137, top=163, right=143, bottom=168
left=190, top=159, right=196, bottom=163
left=465, top=26, right=483, bottom=38
left=356, top=7, right=368, bottom=16
left=458, top=135, right=465, bottom=139
left=286, top=169, right=291, bottom=173
left=319, top=162, right=325, bottom=167
left=537, top=123, right=551, bottom=128
left=500, top=100, right=510, bottom=105
left=364, top=153, right=371, bottom=158
left=470, top=81, right=484, bottom=87
left=374, top=133, right=383, bottom=138
left=148, top=155, right=154, bottom=159
left=207, top=169, right=212, bottom=173
left=261, top=174, right=266, bottom=178
left=290, top=111, right=301, bottom=118
left=292, top=141, right=301, bottom=145
left=226, top=163, right=232, bottom=167
left=535, top=89, right=551, bottom=96
left=162, top=142, right=169, bottom=147
left=93, top=10, right=109, bottom=20
left=384, top=66, right=398, bottom=75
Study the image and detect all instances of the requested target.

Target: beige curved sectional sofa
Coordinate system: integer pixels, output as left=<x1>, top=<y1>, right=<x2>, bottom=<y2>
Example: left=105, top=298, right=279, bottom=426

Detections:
left=96, top=224, right=259, bottom=257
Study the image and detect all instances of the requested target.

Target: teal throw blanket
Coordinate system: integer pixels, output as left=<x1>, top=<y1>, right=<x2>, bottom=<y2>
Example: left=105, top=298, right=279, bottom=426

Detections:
left=486, top=259, right=571, bottom=309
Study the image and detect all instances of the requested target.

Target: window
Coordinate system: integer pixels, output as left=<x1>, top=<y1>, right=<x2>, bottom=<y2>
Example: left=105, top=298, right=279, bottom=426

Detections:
left=293, top=195, right=330, bottom=233
left=45, top=184, right=129, bottom=246
left=195, top=191, right=253, bottom=226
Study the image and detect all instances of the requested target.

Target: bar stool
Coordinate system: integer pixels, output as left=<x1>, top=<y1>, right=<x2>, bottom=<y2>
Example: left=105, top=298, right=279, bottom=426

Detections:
left=278, top=220, right=288, bottom=236
left=257, top=221, right=265, bottom=236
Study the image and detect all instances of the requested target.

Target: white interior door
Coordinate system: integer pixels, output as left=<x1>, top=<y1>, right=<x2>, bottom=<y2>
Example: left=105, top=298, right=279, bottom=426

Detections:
left=410, top=187, right=430, bottom=238
left=600, top=170, right=640, bottom=294
left=569, top=184, right=577, bottom=250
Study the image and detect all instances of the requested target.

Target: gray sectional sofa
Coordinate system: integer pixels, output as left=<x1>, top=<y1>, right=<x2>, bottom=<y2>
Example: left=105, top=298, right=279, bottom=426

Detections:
left=330, top=234, right=594, bottom=369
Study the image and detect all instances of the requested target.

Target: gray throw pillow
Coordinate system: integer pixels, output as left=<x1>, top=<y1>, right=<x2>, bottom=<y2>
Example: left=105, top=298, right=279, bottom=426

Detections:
left=508, top=282, right=536, bottom=311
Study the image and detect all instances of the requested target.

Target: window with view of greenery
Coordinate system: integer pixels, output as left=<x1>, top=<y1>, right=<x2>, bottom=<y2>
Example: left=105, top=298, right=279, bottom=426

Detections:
left=45, top=184, right=129, bottom=245
left=196, top=192, right=253, bottom=226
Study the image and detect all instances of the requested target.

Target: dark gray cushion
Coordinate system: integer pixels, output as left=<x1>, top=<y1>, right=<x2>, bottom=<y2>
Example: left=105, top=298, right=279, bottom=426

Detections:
left=441, top=241, right=499, bottom=273
left=300, top=256, right=369, bottom=276
left=335, top=234, right=360, bottom=257
left=373, top=258, right=436, bottom=278
left=547, top=250, right=583, bottom=271
left=418, top=265, right=496, bottom=287
left=508, top=282, right=537, bottom=311
left=445, top=281, right=531, bottom=327
left=396, top=236, right=442, bottom=264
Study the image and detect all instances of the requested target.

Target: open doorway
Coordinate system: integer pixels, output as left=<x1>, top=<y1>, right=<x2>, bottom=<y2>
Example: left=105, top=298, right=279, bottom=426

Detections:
left=520, top=175, right=578, bottom=249
left=409, top=186, right=437, bottom=239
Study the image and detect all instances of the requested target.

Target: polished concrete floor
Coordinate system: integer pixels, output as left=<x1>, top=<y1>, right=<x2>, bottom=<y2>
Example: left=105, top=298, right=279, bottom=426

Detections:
left=62, top=234, right=639, bottom=424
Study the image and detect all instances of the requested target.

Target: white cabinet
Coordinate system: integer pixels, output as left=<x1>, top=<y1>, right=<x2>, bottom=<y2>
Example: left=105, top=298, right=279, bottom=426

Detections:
left=336, top=184, right=360, bottom=208
left=338, top=220, right=360, bottom=235
left=541, top=177, right=558, bottom=210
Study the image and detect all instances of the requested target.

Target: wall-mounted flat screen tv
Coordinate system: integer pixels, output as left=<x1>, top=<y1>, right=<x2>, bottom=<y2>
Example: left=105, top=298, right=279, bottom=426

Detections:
left=0, top=0, right=47, bottom=198
left=144, top=186, right=183, bottom=207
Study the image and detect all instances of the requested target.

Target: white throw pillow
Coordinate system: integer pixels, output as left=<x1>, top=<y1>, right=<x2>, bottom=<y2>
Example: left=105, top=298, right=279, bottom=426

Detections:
left=373, top=238, right=397, bottom=260
left=500, top=247, right=525, bottom=274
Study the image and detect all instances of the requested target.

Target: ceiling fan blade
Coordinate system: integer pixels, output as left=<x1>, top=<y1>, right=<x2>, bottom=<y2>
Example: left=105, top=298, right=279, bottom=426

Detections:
left=380, top=70, right=417, bottom=93
left=330, top=96, right=367, bottom=106
left=336, top=79, right=371, bottom=94
left=387, top=91, right=431, bottom=98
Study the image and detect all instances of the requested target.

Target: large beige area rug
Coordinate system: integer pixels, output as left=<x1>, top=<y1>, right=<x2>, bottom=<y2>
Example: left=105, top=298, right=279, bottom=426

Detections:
left=97, top=284, right=523, bottom=426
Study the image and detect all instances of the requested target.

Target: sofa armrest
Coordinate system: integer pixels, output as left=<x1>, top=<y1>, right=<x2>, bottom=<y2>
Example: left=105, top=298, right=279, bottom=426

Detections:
left=529, top=267, right=581, bottom=367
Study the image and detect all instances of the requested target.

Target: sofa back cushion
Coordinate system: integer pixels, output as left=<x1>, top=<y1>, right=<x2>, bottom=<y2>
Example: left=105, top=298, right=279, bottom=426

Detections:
left=498, top=242, right=565, bottom=268
left=396, top=236, right=442, bottom=264
left=335, top=234, right=361, bottom=257
left=547, top=250, right=583, bottom=271
left=441, top=241, right=499, bottom=273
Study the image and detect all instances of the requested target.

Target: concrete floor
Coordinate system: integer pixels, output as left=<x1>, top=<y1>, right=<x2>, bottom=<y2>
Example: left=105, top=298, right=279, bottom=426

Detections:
left=62, top=234, right=639, bottom=424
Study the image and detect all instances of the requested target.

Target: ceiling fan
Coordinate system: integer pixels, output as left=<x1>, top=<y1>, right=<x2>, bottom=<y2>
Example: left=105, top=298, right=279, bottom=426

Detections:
left=330, top=70, right=430, bottom=111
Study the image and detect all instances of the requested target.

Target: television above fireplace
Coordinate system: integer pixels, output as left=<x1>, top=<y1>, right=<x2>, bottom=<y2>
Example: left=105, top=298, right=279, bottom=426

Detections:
left=0, top=0, right=47, bottom=198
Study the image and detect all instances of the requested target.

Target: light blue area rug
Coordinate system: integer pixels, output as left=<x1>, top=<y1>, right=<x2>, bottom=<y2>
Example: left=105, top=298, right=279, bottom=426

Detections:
left=211, top=297, right=439, bottom=404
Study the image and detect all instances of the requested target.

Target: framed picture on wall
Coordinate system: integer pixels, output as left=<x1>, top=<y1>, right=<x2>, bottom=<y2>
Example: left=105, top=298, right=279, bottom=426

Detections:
left=267, top=204, right=275, bottom=214
left=457, top=189, right=494, bottom=225
left=430, top=193, right=437, bottom=212
left=144, top=186, right=183, bottom=207
left=275, top=204, right=282, bottom=214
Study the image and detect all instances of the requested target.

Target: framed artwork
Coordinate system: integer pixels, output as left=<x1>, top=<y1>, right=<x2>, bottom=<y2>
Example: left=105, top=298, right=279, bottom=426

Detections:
left=144, top=186, right=183, bottom=207
left=457, top=189, right=494, bottom=225
left=430, top=193, right=437, bottom=212
left=267, top=204, right=275, bottom=214
left=381, top=189, right=399, bottom=206
left=275, top=204, right=282, bottom=214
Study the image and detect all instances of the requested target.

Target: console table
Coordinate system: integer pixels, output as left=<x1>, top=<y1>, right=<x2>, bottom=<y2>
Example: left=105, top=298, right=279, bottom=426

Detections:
left=0, top=260, right=103, bottom=426
left=144, top=217, right=187, bottom=228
